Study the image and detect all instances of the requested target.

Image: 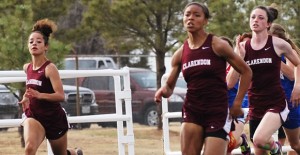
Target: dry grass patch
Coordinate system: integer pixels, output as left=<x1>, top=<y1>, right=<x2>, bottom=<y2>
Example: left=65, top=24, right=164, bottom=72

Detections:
left=0, top=123, right=181, bottom=155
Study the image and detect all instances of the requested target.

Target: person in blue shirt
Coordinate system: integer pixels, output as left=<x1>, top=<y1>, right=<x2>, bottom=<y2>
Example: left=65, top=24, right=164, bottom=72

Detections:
left=222, top=35, right=252, bottom=155
left=269, top=23, right=300, bottom=155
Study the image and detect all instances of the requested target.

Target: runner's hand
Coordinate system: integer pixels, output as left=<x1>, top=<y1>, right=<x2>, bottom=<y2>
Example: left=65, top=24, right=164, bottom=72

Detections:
left=18, top=97, right=29, bottom=112
left=230, top=103, right=244, bottom=118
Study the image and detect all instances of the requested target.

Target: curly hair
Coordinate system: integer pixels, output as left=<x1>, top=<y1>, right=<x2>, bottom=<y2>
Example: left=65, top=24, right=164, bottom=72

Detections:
left=31, top=18, right=57, bottom=45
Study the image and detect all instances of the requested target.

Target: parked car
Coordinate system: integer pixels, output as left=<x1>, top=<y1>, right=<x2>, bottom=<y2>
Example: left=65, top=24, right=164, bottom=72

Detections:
left=64, top=56, right=118, bottom=70
left=61, top=85, right=99, bottom=129
left=0, top=84, right=19, bottom=131
left=63, top=67, right=186, bottom=126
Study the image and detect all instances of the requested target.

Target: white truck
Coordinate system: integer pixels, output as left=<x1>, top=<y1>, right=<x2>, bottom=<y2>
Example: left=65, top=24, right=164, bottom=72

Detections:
left=64, top=56, right=118, bottom=70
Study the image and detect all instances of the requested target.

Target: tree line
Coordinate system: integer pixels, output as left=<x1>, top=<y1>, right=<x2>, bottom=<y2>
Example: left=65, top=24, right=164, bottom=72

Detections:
left=0, top=0, right=299, bottom=129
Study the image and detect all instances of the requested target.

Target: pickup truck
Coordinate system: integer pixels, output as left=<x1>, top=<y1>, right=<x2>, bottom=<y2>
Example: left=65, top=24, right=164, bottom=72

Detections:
left=63, top=67, right=186, bottom=126
left=64, top=56, right=117, bottom=70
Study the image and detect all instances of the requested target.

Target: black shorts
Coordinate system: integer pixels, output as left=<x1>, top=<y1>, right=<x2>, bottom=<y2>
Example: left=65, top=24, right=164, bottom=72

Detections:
left=249, top=119, right=260, bottom=142
left=278, top=126, right=286, bottom=139
left=205, top=129, right=228, bottom=140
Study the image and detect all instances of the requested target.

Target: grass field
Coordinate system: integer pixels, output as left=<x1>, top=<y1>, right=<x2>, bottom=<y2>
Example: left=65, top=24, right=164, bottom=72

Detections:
left=3, top=122, right=288, bottom=155
left=0, top=123, right=181, bottom=155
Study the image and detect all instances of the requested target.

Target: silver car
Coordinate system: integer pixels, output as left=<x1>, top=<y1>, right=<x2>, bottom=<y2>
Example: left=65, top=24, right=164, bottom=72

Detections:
left=0, top=84, right=19, bottom=131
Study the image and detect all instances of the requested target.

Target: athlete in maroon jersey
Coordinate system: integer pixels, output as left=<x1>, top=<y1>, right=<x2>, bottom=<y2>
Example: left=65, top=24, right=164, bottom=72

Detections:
left=227, top=6, right=300, bottom=155
left=269, top=23, right=300, bottom=155
left=19, top=19, right=82, bottom=155
left=154, top=2, right=252, bottom=155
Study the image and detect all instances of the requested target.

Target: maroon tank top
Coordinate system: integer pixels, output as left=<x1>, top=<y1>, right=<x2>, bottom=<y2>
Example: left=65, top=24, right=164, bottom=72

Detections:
left=244, top=35, right=286, bottom=119
left=25, top=61, right=64, bottom=118
left=181, top=34, right=228, bottom=112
